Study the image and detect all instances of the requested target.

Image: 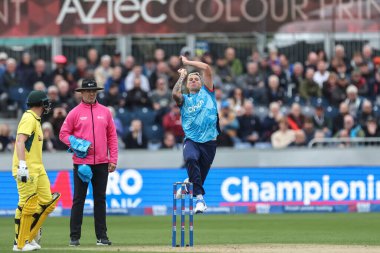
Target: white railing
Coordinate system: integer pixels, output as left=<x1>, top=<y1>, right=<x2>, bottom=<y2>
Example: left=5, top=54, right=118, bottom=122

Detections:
left=308, top=137, right=380, bottom=148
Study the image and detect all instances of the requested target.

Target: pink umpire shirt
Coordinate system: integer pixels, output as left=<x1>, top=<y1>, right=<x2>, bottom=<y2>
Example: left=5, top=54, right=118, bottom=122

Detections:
left=59, top=101, right=118, bottom=165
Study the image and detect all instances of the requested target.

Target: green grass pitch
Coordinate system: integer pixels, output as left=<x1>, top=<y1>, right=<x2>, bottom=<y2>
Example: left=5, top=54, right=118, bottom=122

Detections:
left=0, top=213, right=379, bottom=252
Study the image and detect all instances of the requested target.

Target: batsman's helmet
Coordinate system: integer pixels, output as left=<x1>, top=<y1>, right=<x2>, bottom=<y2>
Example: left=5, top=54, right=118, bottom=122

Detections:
left=26, top=90, right=51, bottom=113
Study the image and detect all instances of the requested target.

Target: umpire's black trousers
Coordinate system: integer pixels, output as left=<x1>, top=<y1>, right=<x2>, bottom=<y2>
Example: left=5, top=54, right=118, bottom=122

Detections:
left=70, top=163, right=109, bottom=241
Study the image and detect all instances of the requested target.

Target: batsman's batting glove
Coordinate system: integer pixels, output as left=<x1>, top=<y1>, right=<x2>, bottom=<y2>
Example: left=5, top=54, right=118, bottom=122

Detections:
left=17, top=160, right=29, bottom=183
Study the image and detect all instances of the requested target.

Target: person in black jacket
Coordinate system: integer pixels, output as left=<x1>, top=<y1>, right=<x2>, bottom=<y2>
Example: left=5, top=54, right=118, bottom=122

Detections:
left=237, top=101, right=261, bottom=145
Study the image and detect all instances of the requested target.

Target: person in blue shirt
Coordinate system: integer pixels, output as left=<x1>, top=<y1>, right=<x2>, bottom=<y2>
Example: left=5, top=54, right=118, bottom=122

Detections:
left=172, top=56, right=219, bottom=214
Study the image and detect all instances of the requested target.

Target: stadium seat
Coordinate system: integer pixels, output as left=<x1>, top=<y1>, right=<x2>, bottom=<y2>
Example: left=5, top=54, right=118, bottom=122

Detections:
left=280, top=106, right=290, bottom=115
left=144, top=124, right=163, bottom=144
left=302, top=105, right=315, bottom=117
left=325, top=106, right=339, bottom=119
left=117, top=108, right=134, bottom=128
left=133, top=107, right=157, bottom=126
left=255, top=106, right=269, bottom=121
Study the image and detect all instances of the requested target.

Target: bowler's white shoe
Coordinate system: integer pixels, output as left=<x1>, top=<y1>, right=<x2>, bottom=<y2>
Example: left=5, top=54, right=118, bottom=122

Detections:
left=175, top=178, right=189, bottom=199
left=30, top=240, right=41, bottom=250
left=12, top=242, right=38, bottom=251
left=194, top=199, right=207, bottom=214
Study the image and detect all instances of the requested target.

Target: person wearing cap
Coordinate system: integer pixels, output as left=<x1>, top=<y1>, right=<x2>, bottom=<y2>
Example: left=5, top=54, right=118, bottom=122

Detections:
left=12, top=90, right=61, bottom=251
left=50, top=55, right=69, bottom=83
left=59, top=79, right=118, bottom=247
left=172, top=56, right=220, bottom=214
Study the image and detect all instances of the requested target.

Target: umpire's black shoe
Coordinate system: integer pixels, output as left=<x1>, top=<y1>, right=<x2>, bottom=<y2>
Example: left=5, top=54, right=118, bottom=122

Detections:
left=69, top=239, right=80, bottom=246
left=96, top=238, right=112, bottom=246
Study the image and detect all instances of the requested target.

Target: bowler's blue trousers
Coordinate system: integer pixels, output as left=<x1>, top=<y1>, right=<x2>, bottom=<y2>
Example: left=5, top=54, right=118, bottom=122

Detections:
left=183, top=139, right=217, bottom=196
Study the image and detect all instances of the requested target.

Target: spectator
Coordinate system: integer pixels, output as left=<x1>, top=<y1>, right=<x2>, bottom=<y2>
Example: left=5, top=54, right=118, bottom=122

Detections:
left=162, top=103, right=184, bottom=143
left=238, top=61, right=265, bottom=102
left=27, top=59, right=49, bottom=89
left=17, top=52, right=34, bottom=86
left=289, top=130, right=307, bottom=147
left=334, top=114, right=364, bottom=138
left=313, top=104, right=332, bottom=136
left=2, top=58, right=21, bottom=90
left=271, top=117, right=295, bottom=149
left=331, top=73, right=349, bottom=106
left=57, top=80, right=74, bottom=110
left=313, top=61, right=329, bottom=88
left=344, top=85, right=362, bottom=117
left=160, top=132, right=177, bottom=149
left=334, top=44, right=351, bottom=71
left=215, top=57, right=234, bottom=85
left=362, top=44, right=374, bottom=72
left=358, top=100, right=376, bottom=127
left=359, top=62, right=374, bottom=91
left=305, top=52, right=318, bottom=71
left=94, top=55, right=113, bottom=87
left=102, top=82, right=124, bottom=108
left=317, top=49, right=328, bottom=62
left=237, top=101, right=261, bottom=146
left=290, top=62, right=304, bottom=97
left=149, top=61, right=169, bottom=90
left=142, top=57, right=156, bottom=80
left=123, top=55, right=135, bottom=78
left=111, top=50, right=123, bottom=69
left=266, top=75, right=286, bottom=105
left=0, top=123, right=12, bottom=152
left=279, top=54, right=292, bottom=83
left=218, top=100, right=239, bottom=146
left=333, top=102, right=350, bottom=135
left=123, top=119, right=148, bottom=149
left=125, top=77, right=152, bottom=109
left=225, top=47, right=243, bottom=77
left=167, top=56, right=181, bottom=89
left=47, top=85, right=61, bottom=111
left=271, top=63, right=288, bottom=90
left=72, top=57, right=88, bottom=82
left=50, top=107, right=68, bottom=150
left=350, top=69, right=368, bottom=97
left=287, top=103, right=305, bottom=130
left=370, top=70, right=380, bottom=101
left=104, top=65, right=125, bottom=93
left=322, top=73, right=338, bottom=104
left=87, top=48, right=99, bottom=71
left=154, top=48, right=166, bottom=63
left=42, top=122, right=59, bottom=152
left=363, top=117, right=380, bottom=138
left=302, top=118, right=316, bottom=144
left=229, top=87, right=245, bottom=116
left=51, top=55, right=69, bottom=82
left=125, top=65, right=150, bottom=92
left=150, top=77, right=171, bottom=111
left=299, top=68, right=321, bottom=101
left=0, top=52, right=8, bottom=77
left=351, top=52, right=364, bottom=70
left=261, top=101, right=282, bottom=142
left=33, top=81, right=46, bottom=92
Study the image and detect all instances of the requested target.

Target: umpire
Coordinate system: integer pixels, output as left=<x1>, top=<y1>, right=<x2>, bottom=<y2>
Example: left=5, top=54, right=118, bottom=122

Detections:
left=59, top=79, right=118, bottom=246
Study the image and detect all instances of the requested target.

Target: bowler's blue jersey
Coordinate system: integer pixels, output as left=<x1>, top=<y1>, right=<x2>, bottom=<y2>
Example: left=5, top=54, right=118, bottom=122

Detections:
left=180, top=86, right=218, bottom=143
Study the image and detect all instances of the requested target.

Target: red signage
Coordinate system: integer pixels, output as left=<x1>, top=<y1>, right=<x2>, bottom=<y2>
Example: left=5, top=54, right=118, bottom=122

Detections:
left=0, top=0, right=379, bottom=37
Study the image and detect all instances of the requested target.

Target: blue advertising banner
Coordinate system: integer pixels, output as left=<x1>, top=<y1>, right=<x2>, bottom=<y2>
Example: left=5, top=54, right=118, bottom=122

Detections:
left=1, top=166, right=380, bottom=216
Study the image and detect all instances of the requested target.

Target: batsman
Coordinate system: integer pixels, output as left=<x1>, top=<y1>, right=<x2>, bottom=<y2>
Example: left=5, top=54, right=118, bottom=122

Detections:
left=12, top=90, right=61, bottom=251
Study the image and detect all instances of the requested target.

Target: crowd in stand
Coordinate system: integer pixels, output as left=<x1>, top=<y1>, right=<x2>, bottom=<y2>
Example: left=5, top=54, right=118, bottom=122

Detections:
left=1, top=44, right=380, bottom=152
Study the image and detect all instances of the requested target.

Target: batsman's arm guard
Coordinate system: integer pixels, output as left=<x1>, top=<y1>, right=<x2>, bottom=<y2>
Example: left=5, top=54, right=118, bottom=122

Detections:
left=17, top=194, right=38, bottom=249
left=29, top=192, right=61, bottom=240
